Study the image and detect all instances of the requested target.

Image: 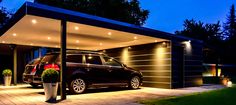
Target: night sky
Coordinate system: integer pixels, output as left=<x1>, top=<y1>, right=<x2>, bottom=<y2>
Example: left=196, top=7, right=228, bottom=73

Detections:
left=1, top=0, right=236, bottom=33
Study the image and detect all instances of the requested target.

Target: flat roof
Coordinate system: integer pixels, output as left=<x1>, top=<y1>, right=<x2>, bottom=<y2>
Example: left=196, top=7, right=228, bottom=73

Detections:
left=0, top=2, right=202, bottom=50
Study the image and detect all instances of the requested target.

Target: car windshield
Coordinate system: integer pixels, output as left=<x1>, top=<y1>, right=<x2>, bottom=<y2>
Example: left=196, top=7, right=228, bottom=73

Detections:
left=41, top=54, right=58, bottom=64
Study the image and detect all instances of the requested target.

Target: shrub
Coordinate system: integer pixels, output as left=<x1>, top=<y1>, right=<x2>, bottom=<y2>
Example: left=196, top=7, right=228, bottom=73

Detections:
left=2, top=69, right=12, bottom=76
left=41, top=68, right=59, bottom=83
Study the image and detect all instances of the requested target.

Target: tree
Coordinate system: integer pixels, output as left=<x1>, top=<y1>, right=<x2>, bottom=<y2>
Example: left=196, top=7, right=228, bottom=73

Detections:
left=0, top=0, right=11, bottom=28
left=175, top=19, right=222, bottom=43
left=34, top=0, right=149, bottom=26
left=223, top=4, right=236, bottom=40
left=175, top=19, right=223, bottom=63
left=222, top=4, right=236, bottom=64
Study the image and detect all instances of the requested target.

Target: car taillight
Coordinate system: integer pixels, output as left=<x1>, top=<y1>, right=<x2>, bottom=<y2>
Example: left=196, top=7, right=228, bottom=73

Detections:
left=31, top=65, right=37, bottom=74
left=31, top=65, right=37, bottom=75
left=44, top=64, right=60, bottom=71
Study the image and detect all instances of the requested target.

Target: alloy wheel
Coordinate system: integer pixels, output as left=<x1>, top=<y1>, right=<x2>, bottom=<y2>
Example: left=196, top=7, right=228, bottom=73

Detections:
left=72, top=78, right=86, bottom=94
left=130, top=76, right=140, bottom=89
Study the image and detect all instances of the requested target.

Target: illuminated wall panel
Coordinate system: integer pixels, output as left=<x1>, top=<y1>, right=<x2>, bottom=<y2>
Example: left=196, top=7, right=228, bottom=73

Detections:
left=105, top=42, right=172, bottom=89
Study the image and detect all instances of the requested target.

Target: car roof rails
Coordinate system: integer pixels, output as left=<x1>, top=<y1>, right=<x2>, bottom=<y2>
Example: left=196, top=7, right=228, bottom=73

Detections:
left=46, top=50, right=107, bottom=55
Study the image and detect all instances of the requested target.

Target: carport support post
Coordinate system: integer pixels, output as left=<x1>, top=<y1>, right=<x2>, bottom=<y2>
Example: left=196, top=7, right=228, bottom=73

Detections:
left=13, top=46, right=17, bottom=85
left=9, top=44, right=17, bottom=85
left=60, top=20, right=67, bottom=100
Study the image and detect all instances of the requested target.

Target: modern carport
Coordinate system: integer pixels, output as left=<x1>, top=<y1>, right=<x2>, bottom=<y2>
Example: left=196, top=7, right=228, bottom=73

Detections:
left=0, top=2, right=203, bottom=100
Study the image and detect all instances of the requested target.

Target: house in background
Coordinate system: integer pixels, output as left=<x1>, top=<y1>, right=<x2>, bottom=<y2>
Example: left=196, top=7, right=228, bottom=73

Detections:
left=0, top=2, right=203, bottom=89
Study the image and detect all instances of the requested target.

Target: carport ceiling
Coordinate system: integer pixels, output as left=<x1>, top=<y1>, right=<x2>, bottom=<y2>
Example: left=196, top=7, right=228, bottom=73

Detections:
left=0, top=15, right=166, bottom=50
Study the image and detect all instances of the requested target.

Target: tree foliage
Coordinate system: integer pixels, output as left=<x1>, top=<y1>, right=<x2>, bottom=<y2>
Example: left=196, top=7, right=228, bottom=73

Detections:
left=175, top=19, right=222, bottom=44
left=223, top=4, right=236, bottom=41
left=35, top=0, right=149, bottom=26
left=0, top=0, right=12, bottom=28
left=175, top=19, right=224, bottom=63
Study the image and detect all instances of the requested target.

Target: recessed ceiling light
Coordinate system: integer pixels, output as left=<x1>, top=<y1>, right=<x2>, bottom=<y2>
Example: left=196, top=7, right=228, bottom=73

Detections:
left=76, top=47, right=80, bottom=49
left=134, top=36, right=138, bottom=40
left=74, top=26, right=79, bottom=30
left=13, top=33, right=17, bottom=37
left=155, top=40, right=158, bottom=42
left=55, top=45, right=59, bottom=48
left=108, top=32, right=112, bottom=35
left=31, top=19, right=37, bottom=24
left=99, top=43, right=103, bottom=46
left=47, top=37, right=51, bottom=40
left=76, top=40, right=80, bottom=43
left=2, top=41, right=5, bottom=43
left=30, top=43, right=34, bottom=45
left=128, top=47, right=132, bottom=49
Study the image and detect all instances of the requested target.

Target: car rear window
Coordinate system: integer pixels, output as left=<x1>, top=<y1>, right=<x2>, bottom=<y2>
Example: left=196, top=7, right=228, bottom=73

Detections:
left=41, top=54, right=58, bottom=63
left=85, top=55, right=102, bottom=65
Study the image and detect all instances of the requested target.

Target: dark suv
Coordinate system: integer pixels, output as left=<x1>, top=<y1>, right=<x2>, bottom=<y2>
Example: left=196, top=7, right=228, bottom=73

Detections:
left=23, top=51, right=142, bottom=94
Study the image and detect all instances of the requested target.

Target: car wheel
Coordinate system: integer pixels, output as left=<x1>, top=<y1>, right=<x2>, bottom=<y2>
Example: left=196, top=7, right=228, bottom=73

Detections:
left=30, top=83, right=39, bottom=88
left=69, top=78, right=87, bottom=94
left=128, top=76, right=140, bottom=89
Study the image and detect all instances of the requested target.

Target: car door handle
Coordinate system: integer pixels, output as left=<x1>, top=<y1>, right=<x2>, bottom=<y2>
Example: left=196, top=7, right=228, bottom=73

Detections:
left=108, top=69, right=112, bottom=72
left=85, top=68, right=91, bottom=71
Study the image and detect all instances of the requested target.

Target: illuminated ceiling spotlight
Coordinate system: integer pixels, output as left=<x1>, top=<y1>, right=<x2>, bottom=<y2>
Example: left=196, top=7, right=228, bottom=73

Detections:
left=155, top=40, right=158, bottom=42
left=134, top=36, right=138, bottom=40
left=2, top=41, right=5, bottom=43
left=188, top=40, right=191, bottom=43
left=128, top=46, right=132, bottom=49
left=55, top=45, right=59, bottom=48
left=47, top=37, right=51, bottom=40
left=30, top=43, right=34, bottom=46
left=76, top=47, right=80, bottom=49
left=108, top=32, right=112, bottom=36
left=31, top=19, right=37, bottom=24
left=99, top=43, right=103, bottom=46
left=12, top=33, right=17, bottom=37
left=76, top=40, right=80, bottom=43
left=74, top=26, right=79, bottom=30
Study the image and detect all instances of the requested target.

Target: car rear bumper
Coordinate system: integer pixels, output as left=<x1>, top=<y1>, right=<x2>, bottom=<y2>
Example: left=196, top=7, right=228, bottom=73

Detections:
left=22, top=74, right=42, bottom=84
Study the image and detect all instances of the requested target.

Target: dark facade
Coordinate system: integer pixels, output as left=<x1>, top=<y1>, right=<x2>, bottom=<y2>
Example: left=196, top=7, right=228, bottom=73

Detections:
left=171, top=40, right=203, bottom=88
left=105, top=40, right=203, bottom=89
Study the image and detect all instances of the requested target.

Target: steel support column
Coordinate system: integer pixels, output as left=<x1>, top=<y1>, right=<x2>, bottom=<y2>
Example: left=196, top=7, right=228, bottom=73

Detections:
left=13, top=46, right=17, bottom=85
left=60, top=20, right=67, bottom=100
left=9, top=44, right=17, bottom=86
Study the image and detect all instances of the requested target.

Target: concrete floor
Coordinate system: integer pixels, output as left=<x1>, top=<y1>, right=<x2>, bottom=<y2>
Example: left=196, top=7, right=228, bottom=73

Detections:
left=0, top=84, right=225, bottom=105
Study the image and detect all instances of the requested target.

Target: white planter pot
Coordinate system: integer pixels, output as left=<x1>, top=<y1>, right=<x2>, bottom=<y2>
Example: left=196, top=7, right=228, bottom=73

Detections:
left=43, top=83, right=58, bottom=102
left=4, top=76, right=11, bottom=86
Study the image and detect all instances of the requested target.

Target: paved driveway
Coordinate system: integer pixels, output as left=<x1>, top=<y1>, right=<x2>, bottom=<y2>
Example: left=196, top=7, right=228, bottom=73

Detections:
left=0, top=84, right=225, bottom=105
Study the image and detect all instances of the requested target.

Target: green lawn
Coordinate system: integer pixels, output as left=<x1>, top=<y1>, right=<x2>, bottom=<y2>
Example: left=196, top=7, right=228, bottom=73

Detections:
left=140, top=86, right=236, bottom=105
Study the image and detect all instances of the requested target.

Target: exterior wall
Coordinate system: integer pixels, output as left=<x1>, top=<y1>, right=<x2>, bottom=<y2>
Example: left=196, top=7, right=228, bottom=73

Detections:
left=171, top=40, right=203, bottom=88
left=104, top=42, right=172, bottom=89
left=0, top=44, right=36, bottom=83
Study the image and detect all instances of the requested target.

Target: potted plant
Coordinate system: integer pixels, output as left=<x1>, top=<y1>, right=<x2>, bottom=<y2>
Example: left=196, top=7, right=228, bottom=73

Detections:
left=2, top=69, right=12, bottom=86
left=41, top=68, right=59, bottom=103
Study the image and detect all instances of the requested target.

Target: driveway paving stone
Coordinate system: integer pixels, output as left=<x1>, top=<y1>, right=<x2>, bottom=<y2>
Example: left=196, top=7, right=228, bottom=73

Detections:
left=0, top=84, right=225, bottom=105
